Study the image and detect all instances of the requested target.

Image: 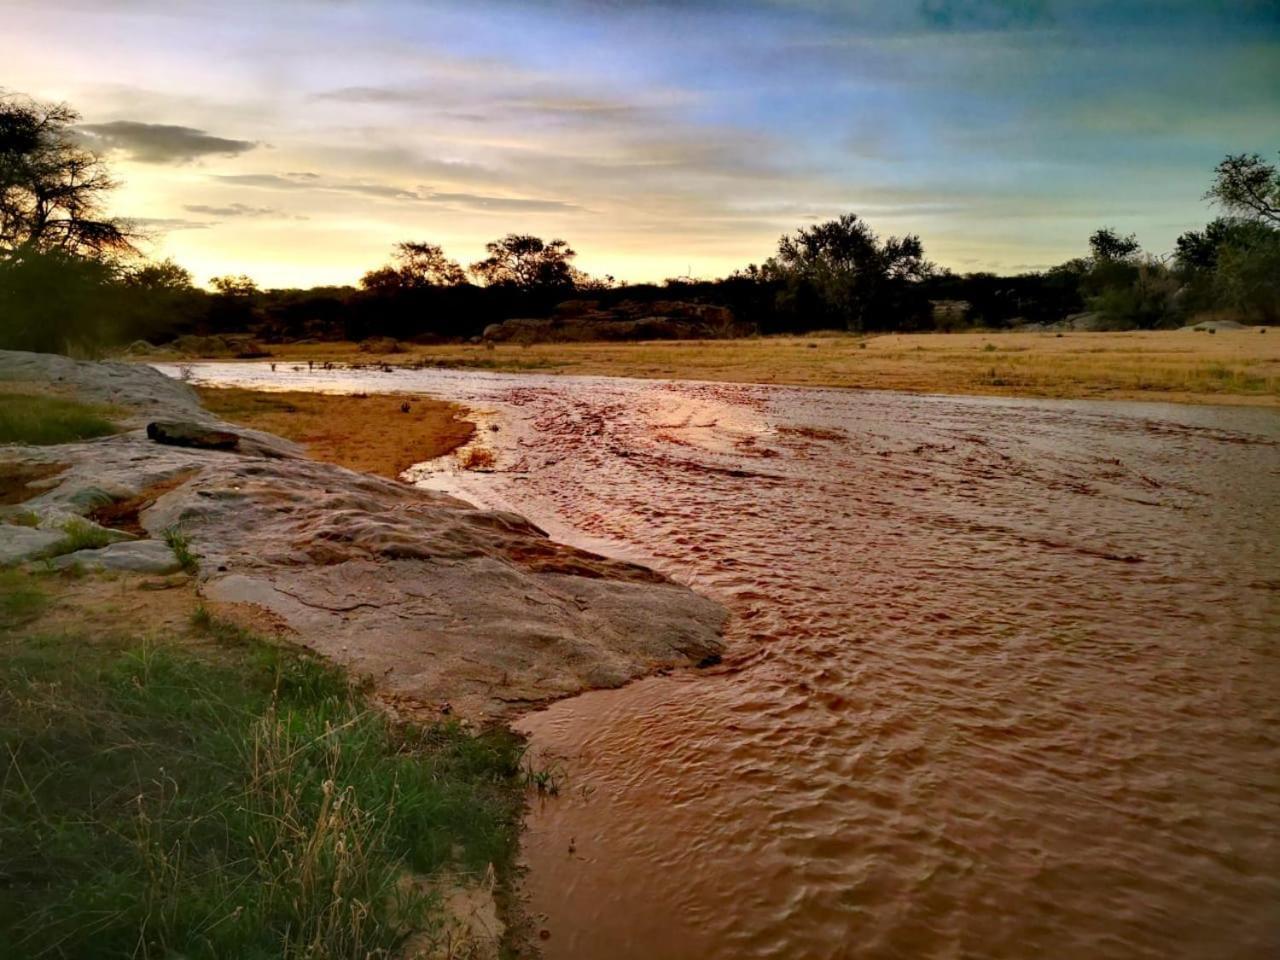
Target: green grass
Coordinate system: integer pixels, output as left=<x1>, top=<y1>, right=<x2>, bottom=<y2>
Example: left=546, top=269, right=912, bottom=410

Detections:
left=0, top=392, right=119, bottom=446
left=0, top=606, right=524, bottom=960
left=43, top=517, right=119, bottom=558
left=163, top=525, right=199, bottom=574
left=0, top=568, right=48, bottom=629
left=2, top=508, right=40, bottom=528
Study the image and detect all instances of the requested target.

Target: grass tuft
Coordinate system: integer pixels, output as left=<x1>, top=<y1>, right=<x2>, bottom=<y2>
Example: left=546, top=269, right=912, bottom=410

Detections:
left=43, top=517, right=119, bottom=557
left=163, top=525, right=199, bottom=573
left=0, top=392, right=119, bottom=446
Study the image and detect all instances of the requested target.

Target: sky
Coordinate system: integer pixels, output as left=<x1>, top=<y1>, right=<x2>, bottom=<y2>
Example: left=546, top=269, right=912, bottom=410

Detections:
left=3, top=0, right=1278, bottom=288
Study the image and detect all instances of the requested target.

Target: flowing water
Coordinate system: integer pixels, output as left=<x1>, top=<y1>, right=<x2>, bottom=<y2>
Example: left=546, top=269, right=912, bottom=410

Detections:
left=176, top=364, right=1280, bottom=959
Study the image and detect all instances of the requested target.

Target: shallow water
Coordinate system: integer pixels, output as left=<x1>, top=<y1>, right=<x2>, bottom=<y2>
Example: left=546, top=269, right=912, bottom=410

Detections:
left=174, top=364, right=1280, bottom=959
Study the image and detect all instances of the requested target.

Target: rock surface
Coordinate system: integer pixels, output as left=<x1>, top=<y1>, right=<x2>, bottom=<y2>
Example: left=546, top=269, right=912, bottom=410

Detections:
left=0, top=526, right=63, bottom=565
left=49, top=539, right=184, bottom=574
left=0, top=349, right=725, bottom=720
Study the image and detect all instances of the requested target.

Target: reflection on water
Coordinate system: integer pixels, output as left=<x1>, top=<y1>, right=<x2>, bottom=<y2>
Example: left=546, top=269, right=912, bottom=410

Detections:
left=171, top=364, right=1280, bottom=960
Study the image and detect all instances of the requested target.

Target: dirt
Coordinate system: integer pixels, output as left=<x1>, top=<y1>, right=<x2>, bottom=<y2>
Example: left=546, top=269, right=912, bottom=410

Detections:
left=197, top=386, right=475, bottom=478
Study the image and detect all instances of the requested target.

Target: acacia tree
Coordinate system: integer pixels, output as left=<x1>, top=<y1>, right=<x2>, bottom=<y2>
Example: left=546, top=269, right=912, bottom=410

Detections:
left=763, top=213, right=932, bottom=331
left=1205, top=153, right=1280, bottom=226
left=1088, top=228, right=1140, bottom=262
left=0, top=93, right=134, bottom=257
left=469, top=234, right=581, bottom=290
left=360, top=241, right=466, bottom=291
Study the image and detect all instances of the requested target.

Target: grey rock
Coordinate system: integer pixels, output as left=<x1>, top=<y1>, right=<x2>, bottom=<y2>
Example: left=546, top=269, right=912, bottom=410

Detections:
left=49, top=539, right=183, bottom=574
left=0, top=526, right=63, bottom=565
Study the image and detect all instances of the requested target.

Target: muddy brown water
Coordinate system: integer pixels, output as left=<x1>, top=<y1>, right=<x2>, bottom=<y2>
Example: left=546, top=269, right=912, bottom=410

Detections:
left=171, top=364, right=1280, bottom=959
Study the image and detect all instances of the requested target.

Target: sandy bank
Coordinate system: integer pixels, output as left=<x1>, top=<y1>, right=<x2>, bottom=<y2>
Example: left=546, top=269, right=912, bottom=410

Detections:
left=0, top=349, right=725, bottom=721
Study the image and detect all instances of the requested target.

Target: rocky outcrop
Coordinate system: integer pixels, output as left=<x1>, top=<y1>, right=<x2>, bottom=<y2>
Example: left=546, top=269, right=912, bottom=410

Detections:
left=483, top=299, right=748, bottom=343
left=0, top=350, right=725, bottom=720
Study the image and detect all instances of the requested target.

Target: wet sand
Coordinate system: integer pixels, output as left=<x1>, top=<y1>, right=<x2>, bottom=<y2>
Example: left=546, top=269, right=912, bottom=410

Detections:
left=169, top=362, right=1280, bottom=960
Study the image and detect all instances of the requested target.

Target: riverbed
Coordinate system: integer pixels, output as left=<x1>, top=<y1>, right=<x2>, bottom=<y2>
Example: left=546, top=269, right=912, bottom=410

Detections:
left=169, top=363, right=1280, bottom=959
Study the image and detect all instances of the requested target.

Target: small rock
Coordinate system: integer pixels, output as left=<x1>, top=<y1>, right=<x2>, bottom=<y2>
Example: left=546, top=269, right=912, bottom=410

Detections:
left=147, top=421, right=241, bottom=451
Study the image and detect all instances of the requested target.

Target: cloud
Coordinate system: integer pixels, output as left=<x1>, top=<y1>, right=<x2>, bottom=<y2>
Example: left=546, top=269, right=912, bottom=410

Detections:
left=916, top=0, right=1053, bottom=31
left=78, top=120, right=257, bottom=163
left=130, top=216, right=212, bottom=232
left=427, top=191, right=580, bottom=212
left=183, top=202, right=307, bottom=220
left=210, top=171, right=581, bottom=213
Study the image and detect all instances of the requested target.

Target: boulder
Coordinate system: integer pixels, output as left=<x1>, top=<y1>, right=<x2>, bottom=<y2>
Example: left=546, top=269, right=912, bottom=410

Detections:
left=49, top=539, right=183, bottom=574
left=0, top=526, right=64, bottom=565
left=147, top=421, right=241, bottom=451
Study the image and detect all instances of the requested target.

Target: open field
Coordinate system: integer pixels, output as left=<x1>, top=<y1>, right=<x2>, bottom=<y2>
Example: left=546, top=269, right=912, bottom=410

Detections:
left=197, top=387, right=475, bottom=478
left=163, top=329, right=1280, bottom=407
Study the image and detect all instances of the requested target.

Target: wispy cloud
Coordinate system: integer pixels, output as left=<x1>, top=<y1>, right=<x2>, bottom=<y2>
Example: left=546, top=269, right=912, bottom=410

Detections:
left=210, top=171, right=581, bottom=212
left=78, top=121, right=257, bottom=163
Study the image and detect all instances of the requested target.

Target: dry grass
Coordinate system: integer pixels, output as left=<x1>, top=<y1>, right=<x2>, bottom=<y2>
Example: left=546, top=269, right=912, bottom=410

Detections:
left=197, top=387, right=475, bottom=478
left=458, top=447, right=496, bottom=471
left=182, top=328, right=1280, bottom=407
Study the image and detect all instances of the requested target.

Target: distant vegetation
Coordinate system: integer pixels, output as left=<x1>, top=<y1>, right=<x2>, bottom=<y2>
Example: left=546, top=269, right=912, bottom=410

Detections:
left=2, top=92, right=1278, bottom=356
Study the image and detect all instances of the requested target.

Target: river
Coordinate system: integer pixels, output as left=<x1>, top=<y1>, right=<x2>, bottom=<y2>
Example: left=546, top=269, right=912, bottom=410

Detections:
left=173, top=363, right=1280, bottom=959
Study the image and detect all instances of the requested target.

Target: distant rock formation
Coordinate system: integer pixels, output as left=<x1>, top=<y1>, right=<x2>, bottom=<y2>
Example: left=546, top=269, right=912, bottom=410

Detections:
left=483, top=299, right=750, bottom=343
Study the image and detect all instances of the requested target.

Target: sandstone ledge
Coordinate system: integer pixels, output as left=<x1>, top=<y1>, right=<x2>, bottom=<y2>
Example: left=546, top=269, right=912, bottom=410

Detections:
left=0, top=350, right=725, bottom=720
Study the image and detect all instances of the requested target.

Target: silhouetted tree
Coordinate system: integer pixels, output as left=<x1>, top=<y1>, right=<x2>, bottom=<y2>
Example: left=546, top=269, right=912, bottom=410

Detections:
left=209, top=274, right=259, bottom=297
left=470, top=234, right=581, bottom=290
left=361, top=241, right=466, bottom=291
left=1088, top=228, right=1140, bottom=262
left=127, top=258, right=193, bottom=291
left=0, top=246, right=121, bottom=353
left=0, top=93, right=134, bottom=257
left=1174, top=218, right=1237, bottom=273
left=763, top=214, right=932, bottom=331
left=1205, top=152, right=1280, bottom=225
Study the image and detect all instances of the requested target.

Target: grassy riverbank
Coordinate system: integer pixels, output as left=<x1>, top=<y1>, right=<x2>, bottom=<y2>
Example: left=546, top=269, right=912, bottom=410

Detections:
left=147, top=328, right=1280, bottom=407
left=0, top=569, right=524, bottom=959
left=0, top=386, right=526, bottom=958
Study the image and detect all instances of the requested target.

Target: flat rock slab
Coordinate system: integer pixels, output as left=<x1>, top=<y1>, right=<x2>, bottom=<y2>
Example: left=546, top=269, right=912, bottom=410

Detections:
left=147, top=421, right=241, bottom=451
left=0, top=526, right=63, bottom=565
left=0, top=349, right=727, bottom=721
left=50, top=539, right=183, bottom=574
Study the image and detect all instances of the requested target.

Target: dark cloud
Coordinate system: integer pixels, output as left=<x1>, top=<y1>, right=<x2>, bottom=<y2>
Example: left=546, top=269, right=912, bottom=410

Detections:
left=78, top=121, right=257, bottom=163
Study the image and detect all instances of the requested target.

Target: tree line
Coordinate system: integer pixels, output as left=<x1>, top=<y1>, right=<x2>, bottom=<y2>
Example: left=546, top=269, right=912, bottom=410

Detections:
left=2, top=91, right=1278, bottom=355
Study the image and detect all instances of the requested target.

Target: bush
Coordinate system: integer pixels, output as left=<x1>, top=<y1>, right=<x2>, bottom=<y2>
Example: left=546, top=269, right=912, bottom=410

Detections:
left=1215, top=226, right=1280, bottom=323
